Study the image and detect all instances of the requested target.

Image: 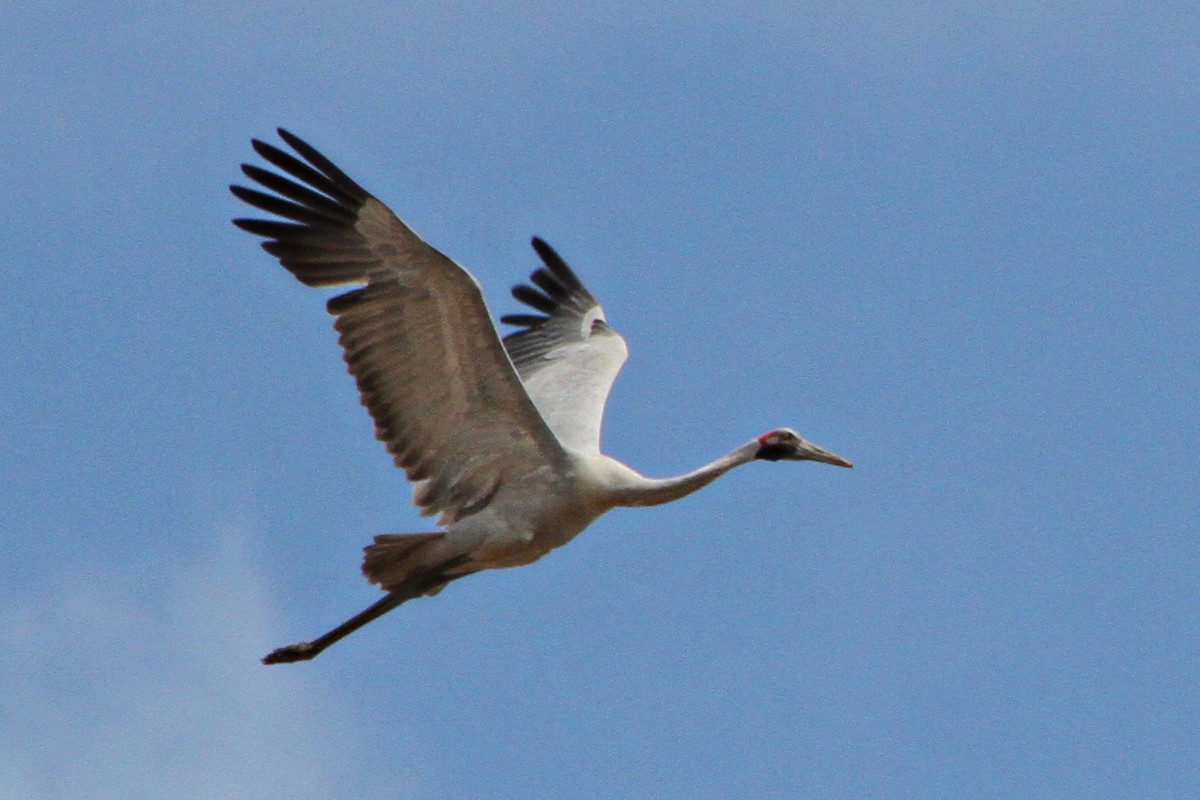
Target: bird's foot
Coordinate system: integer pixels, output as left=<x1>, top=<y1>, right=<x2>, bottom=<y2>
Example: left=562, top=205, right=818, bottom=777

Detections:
left=262, top=641, right=319, bottom=665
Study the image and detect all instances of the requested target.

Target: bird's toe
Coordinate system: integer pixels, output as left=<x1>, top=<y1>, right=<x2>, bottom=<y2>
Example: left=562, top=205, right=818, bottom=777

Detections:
left=262, top=642, right=317, bottom=665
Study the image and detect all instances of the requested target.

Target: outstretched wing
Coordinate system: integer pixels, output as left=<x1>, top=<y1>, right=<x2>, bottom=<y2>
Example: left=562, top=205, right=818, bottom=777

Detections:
left=500, top=238, right=628, bottom=454
left=231, top=129, right=567, bottom=523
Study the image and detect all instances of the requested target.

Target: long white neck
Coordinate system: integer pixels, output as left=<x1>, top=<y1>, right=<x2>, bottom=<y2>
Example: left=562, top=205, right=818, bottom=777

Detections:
left=605, top=440, right=760, bottom=508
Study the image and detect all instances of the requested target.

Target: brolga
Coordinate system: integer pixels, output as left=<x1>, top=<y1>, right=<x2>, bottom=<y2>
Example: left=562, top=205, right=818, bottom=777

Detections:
left=231, top=130, right=852, bottom=665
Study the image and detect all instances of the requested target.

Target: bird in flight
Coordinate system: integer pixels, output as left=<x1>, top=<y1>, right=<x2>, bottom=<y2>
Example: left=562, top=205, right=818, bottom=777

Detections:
left=231, top=130, right=852, bottom=664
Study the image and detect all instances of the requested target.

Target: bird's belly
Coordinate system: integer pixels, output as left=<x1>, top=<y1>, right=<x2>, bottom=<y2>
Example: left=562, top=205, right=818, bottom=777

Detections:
left=444, top=478, right=603, bottom=571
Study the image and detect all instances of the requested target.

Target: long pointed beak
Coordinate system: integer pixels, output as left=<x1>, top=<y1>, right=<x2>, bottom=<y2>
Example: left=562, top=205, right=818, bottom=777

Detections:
left=801, top=442, right=853, bottom=468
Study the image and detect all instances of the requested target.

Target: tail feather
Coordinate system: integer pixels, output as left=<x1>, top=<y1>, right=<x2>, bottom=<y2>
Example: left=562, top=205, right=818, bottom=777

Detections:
left=361, top=532, right=446, bottom=590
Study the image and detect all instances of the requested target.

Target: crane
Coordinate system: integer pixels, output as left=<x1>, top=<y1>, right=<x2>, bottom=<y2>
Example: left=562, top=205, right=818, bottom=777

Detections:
left=231, top=129, right=852, bottom=665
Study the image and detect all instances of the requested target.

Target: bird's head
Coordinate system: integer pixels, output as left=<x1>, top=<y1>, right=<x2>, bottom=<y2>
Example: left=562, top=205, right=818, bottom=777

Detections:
left=755, top=428, right=852, bottom=468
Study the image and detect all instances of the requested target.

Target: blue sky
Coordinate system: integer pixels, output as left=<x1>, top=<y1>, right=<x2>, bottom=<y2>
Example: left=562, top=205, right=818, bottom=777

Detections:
left=3, top=3, right=1197, bottom=798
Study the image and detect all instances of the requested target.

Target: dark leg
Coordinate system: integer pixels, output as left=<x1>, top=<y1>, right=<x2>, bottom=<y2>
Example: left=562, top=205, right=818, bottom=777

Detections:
left=262, top=558, right=470, bottom=665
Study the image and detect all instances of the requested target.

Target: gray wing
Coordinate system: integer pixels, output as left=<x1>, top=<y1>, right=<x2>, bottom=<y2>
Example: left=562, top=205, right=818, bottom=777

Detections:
left=231, top=129, right=567, bottom=524
left=500, top=239, right=628, bottom=454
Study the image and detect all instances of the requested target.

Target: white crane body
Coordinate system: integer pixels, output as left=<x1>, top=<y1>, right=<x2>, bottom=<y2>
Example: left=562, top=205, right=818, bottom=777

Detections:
left=231, top=130, right=851, bottom=664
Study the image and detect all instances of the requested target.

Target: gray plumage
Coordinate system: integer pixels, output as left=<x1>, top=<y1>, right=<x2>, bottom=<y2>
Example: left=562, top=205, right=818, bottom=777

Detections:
left=231, top=130, right=851, bottom=664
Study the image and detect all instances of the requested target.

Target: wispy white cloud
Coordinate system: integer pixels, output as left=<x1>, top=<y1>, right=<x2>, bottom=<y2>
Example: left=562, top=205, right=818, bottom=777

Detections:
left=0, top=525, right=417, bottom=800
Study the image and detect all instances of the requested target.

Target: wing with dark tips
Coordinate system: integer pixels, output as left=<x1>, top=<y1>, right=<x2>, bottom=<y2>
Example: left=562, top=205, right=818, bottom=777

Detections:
left=231, top=130, right=567, bottom=522
left=500, top=238, right=628, bottom=453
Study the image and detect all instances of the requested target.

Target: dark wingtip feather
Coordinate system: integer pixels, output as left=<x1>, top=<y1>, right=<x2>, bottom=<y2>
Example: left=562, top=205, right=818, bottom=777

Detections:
left=530, top=268, right=573, bottom=301
left=250, top=138, right=278, bottom=161
left=231, top=217, right=305, bottom=238
left=511, top=284, right=557, bottom=314
left=530, top=237, right=583, bottom=290
left=229, top=183, right=272, bottom=208
left=500, top=313, right=548, bottom=327
left=274, top=129, right=369, bottom=200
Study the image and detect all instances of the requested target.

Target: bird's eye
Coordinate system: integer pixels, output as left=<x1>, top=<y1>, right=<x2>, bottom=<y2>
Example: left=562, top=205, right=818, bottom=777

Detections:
left=590, top=319, right=609, bottom=335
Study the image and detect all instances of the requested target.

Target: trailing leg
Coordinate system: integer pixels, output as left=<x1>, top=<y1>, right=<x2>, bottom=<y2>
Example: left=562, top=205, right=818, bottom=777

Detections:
left=262, top=555, right=471, bottom=665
